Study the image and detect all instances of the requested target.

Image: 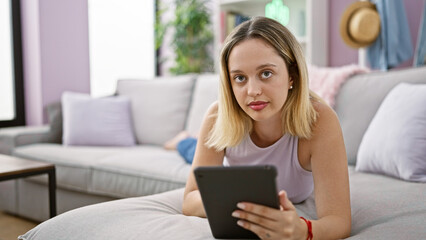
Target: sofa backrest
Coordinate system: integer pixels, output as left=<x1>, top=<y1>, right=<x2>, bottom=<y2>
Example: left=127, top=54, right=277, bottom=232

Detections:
left=185, top=74, right=220, bottom=136
left=115, top=65, right=426, bottom=163
left=335, top=66, right=426, bottom=165
left=117, top=75, right=196, bottom=145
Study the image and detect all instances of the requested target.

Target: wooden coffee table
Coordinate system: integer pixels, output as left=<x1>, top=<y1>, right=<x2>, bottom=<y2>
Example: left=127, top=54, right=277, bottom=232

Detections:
left=0, top=154, right=56, bottom=218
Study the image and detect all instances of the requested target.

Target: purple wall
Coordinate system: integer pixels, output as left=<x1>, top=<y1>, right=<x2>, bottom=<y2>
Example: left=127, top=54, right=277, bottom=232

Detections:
left=328, top=0, right=358, bottom=66
left=21, top=0, right=43, bottom=125
left=328, top=0, right=425, bottom=67
left=21, top=0, right=90, bottom=125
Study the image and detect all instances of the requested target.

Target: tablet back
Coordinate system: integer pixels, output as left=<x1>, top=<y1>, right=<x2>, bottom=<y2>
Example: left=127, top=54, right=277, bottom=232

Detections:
left=194, top=165, right=279, bottom=239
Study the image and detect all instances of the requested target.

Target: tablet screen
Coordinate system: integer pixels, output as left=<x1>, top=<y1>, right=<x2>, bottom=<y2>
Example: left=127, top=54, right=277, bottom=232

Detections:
left=194, top=165, right=279, bottom=239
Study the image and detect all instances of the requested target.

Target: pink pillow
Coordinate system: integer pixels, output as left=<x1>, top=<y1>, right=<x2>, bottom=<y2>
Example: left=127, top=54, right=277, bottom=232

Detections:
left=61, top=92, right=136, bottom=146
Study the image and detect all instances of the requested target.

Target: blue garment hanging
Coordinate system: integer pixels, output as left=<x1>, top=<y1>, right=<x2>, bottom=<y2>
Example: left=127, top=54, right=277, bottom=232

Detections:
left=367, top=0, right=413, bottom=70
left=413, top=3, right=426, bottom=67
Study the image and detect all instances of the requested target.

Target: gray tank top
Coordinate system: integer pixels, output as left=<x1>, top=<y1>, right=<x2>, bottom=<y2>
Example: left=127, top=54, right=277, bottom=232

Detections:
left=224, top=134, right=314, bottom=203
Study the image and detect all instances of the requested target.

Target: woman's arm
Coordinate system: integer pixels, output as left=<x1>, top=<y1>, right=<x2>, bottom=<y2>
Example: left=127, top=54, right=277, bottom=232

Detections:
left=182, top=102, right=224, bottom=217
left=308, top=101, right=351, bottom=239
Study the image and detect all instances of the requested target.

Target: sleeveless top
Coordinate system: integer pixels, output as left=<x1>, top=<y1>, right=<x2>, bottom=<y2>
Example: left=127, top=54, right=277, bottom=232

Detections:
left=224, top=134, right=314, bottom=203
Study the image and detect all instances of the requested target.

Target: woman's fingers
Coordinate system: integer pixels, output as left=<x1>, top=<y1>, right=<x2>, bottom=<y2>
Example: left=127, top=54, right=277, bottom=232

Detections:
left=279, top=190, right=296, bottom=211
left=236, top=219, right=276, bottom=240
left=232, top=208, right=277, bottom=228
left=235, top=214, right=298, bottom=240
left=232, top=191, right=301, bottom=239
left=233, top=202, right=295, bottom=230
left=235, top=202, right=280, bottom=220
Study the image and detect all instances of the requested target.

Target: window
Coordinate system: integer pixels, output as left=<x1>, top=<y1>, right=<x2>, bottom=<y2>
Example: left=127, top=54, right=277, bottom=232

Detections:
left=0, top=0, right=24, bottom=127
left=88, top=0, right=155, bottom=97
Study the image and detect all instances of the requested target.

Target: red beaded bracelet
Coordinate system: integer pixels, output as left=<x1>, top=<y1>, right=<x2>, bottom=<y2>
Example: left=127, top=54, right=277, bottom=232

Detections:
left=300, top=217, right=313, bottom=240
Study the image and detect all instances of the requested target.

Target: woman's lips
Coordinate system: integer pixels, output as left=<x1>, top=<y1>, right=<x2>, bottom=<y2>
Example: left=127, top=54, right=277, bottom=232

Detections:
left=248, top=101, right=268, bottom=111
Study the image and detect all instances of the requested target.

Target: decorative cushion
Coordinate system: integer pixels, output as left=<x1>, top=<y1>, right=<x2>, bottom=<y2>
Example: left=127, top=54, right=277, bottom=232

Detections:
left=116, top=75, right=195, bottom=145
left=61, top=92, right=136, bottom=146
left=334, top=66, right=426, bottom=165
left=356, top=83, right=426, bottom=182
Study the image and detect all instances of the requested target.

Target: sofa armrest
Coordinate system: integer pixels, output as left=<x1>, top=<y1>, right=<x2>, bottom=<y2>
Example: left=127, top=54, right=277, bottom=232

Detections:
left=0, top=125, right=60, bottom=155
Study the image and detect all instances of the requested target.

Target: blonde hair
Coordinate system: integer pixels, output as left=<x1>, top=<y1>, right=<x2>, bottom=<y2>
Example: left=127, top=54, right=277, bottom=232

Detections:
left=207, top=16, right=320, bottom=151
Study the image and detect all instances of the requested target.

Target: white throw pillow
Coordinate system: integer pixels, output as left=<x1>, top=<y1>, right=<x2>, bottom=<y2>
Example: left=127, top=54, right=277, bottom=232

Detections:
left=62, top=92, right=136, bottom=146
left=356, top=83, right=426, bottom=182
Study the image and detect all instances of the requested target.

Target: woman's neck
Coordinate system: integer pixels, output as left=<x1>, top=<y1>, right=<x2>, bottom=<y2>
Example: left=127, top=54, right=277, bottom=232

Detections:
left=251, top=120, right=283, bottom=148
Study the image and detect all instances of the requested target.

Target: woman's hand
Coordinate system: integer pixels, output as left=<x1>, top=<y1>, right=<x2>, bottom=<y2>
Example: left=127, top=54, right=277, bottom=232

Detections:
left=232, top=190, right=308, bottom=240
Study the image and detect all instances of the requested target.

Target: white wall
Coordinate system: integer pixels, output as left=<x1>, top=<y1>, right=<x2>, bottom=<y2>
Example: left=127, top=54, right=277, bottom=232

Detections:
left=88, top=0, right=155, bottom=97
left=0, top=0, right=15, bottom=120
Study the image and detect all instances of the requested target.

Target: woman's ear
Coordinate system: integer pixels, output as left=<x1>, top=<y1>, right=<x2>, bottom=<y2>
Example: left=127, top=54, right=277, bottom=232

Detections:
left=289, top=77, right=294, bottom=89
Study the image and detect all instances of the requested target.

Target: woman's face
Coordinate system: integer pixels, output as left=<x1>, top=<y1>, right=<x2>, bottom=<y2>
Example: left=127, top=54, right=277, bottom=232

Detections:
left=228, top=38, right=293, bottom=124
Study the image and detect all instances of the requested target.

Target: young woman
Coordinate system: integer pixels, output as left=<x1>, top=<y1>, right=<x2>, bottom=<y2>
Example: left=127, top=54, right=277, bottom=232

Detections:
left=182, top=17, right=351, bottom=239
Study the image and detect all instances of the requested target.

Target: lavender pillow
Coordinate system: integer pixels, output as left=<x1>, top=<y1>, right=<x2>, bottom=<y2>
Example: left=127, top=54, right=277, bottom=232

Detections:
left=356, top=83, right=426, bottom=182
left=61, top=92, right=136, bottom=146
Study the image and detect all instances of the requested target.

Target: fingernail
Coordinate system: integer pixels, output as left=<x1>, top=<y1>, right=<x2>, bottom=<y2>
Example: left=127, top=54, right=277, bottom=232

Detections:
left=237, top=203, right=245, bottom=209
left=237, top=220, right=244, bottom=226
left=232, top=211, right=240, bottom=217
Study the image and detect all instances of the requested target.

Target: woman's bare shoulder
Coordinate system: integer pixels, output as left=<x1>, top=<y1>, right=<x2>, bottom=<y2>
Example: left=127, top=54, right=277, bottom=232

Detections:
left=198, top=101, right=219, bottom=132
left=207, top=101, right=219, bottom=114
left=310, top=100, right=341, bottom=141
left=307, top=101, right=343, bottom=154
left=204, top=101, right=218, bottom=122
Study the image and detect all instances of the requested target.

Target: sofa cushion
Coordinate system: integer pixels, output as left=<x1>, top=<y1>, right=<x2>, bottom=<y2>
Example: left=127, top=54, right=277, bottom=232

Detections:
left=19, top=167, right=426, bottom=240
left=356, top=83, right=426, bottom=182
left=117, top=75, right=195, bottom=145
left=61, top=92, right=136, bottom=147
left=334, top=66, right=426, bottom=165
left=13, top=144, right=117, bottom=192
left=91, top=148, right=190, bottom=197
left=185, top=74, right=219, bottom=135
left=12, top=144, right=191, bottom=197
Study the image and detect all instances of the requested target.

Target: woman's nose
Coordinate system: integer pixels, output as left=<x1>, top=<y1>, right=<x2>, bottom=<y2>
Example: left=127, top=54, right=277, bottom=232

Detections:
left=247, top=79, right=262, bottom=97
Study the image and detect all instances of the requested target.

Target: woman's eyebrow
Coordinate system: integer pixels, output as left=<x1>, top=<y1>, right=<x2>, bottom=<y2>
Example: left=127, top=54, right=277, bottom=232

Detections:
left=229, top=69, right=243, bottom=74
left=256, top=63, right=277, bottom=70
left=230, top=63, right=277, bottom=73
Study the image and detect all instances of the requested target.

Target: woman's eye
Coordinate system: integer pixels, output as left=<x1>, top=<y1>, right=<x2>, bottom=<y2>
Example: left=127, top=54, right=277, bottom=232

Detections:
left=261, top=71, right=272, bottom=79
left=234, top=75, right=246, bottom=83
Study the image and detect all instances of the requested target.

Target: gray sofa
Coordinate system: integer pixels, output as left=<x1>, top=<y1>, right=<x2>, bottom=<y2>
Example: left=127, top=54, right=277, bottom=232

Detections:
left=0, top=73, right=219, bottom=221
left=1, top=67, right=426, bottom=239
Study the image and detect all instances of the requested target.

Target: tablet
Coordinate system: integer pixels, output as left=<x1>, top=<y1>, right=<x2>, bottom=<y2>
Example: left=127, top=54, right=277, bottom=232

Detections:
left=194, top=165, right=279, bottom=239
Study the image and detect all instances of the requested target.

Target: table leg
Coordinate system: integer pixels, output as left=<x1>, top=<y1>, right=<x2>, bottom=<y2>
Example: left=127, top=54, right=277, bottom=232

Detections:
left=48, top=167, right=56, bottom=218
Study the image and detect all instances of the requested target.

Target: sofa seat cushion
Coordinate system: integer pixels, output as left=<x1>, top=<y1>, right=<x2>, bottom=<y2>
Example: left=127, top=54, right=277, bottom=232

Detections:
left=91, top=148, right=191, bottom=198
left=19, top=167, right=426, bottom=240
left=13, top=144, right=119, bottom=192
left=12, top=144, right=191, bottom=197
left=296, top=166, right=426, bottom=238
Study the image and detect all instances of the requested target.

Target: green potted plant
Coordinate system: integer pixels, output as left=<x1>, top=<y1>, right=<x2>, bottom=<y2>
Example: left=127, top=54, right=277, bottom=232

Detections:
left=157, top=0, right=214, bottom=75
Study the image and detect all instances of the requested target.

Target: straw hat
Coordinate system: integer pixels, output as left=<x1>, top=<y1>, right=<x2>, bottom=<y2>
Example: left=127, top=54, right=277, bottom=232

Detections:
left=340, top=1, right=381, bottom=48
